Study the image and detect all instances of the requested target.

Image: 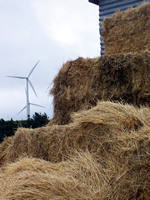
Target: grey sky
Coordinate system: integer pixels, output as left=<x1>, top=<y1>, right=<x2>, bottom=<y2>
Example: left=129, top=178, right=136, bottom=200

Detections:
left=0, top=0, right=99, bottom=120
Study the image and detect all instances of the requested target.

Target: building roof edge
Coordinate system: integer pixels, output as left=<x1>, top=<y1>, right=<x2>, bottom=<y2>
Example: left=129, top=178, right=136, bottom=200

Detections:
left=89, top=0, right=99, bottom=6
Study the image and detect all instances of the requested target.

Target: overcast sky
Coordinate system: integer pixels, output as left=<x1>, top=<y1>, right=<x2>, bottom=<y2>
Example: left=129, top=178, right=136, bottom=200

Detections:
left=0, top=0, right=99, bottom=120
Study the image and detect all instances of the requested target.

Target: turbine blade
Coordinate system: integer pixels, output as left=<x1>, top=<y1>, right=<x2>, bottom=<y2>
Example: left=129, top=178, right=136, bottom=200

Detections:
left=18, top=106, right=27, bottom=114
left=30, top=103, right=45, bottom=108
left=7, top=75, right=26, bottom=79
left=28, top=79, right=37, bottom=97
left=28, top=60, right=40, bottom=78
left=25, top=87, right=27, bottom=96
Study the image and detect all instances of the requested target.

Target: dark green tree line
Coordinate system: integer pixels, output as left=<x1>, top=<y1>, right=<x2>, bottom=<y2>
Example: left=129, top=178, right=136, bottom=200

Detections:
left=0, top=113, right=49, bottom=143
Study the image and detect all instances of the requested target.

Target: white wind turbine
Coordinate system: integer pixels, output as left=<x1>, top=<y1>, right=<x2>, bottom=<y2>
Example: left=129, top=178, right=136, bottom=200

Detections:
left=7, top=60, right=44, bottom=119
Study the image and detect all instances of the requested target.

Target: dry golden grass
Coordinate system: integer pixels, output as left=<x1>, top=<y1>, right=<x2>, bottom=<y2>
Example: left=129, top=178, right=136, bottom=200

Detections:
left=0, top=102, right=146, bottom=164
left=1, top=101, right=150, bottom=199
left=0, top=152, right=106, bottom=200
left=50, top=51, right=150, bottom=125
left=1, top=101, right=150, bottom=166
left=102, top=2, right=150, bottom=55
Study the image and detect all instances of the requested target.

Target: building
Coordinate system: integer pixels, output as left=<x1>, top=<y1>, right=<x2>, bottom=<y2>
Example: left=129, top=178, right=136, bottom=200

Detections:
left=89, top=0, right=150, bottom=55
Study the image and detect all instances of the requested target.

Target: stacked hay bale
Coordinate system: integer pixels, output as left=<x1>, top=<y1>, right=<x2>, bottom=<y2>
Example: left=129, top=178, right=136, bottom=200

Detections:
left=1, top=101, right=149, bottom=165
left=102, top=2, right=150, bottom=55
left=1, top=102, right=150, bottom=199
left=51, top=51, right=150, bottom=125
left=50, top=2, right=150, bottom=125
left=1, top=2, right=150, bottom=200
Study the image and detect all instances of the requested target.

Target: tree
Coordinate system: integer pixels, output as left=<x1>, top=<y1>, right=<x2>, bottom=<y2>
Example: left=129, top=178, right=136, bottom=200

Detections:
left=0, top=118, right=17, bottom=143
left=31, top=112, right=49, bottom=128
left=0, top=113, right=49, bottom=143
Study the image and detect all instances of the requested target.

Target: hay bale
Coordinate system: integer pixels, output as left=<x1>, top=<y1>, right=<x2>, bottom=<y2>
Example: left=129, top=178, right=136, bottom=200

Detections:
left=0, top=152, right=105, bottom=200
left=106, top=132, right=150, bottom=200
left=1, top=101, right=150, bottom=169
left=1, top=101, right=150, bottom=199
left=102, top=2, right=150, bottom=55
left=50, top=57, right=99, bottom=125
left=0, top=136, right=16, bottom=167
left=50, top=51, right=150, bottom=125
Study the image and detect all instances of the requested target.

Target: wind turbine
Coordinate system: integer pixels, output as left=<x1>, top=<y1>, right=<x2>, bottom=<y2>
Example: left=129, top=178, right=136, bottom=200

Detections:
left=7, top=60, right=44, bottom=119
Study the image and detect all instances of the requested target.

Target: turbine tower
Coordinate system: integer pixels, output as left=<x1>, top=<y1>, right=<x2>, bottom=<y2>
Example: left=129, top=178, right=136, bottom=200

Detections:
left=7, top=60, right=44, bottom=119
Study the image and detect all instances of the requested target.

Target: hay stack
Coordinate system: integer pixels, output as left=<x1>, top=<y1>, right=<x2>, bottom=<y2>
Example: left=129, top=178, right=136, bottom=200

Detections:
left=102, top=2, right=150, bottom=55
left=51, top=51, right=150, bottom=125
left=1, top=101, right=150, bottom=167
left=1, top=101, right=150, bottom=199
left=0, top=152, right=106, bottom=200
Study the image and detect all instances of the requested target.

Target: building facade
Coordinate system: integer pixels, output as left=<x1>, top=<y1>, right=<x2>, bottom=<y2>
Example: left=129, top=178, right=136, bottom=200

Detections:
left=89, top=0, right=150, bottom=55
